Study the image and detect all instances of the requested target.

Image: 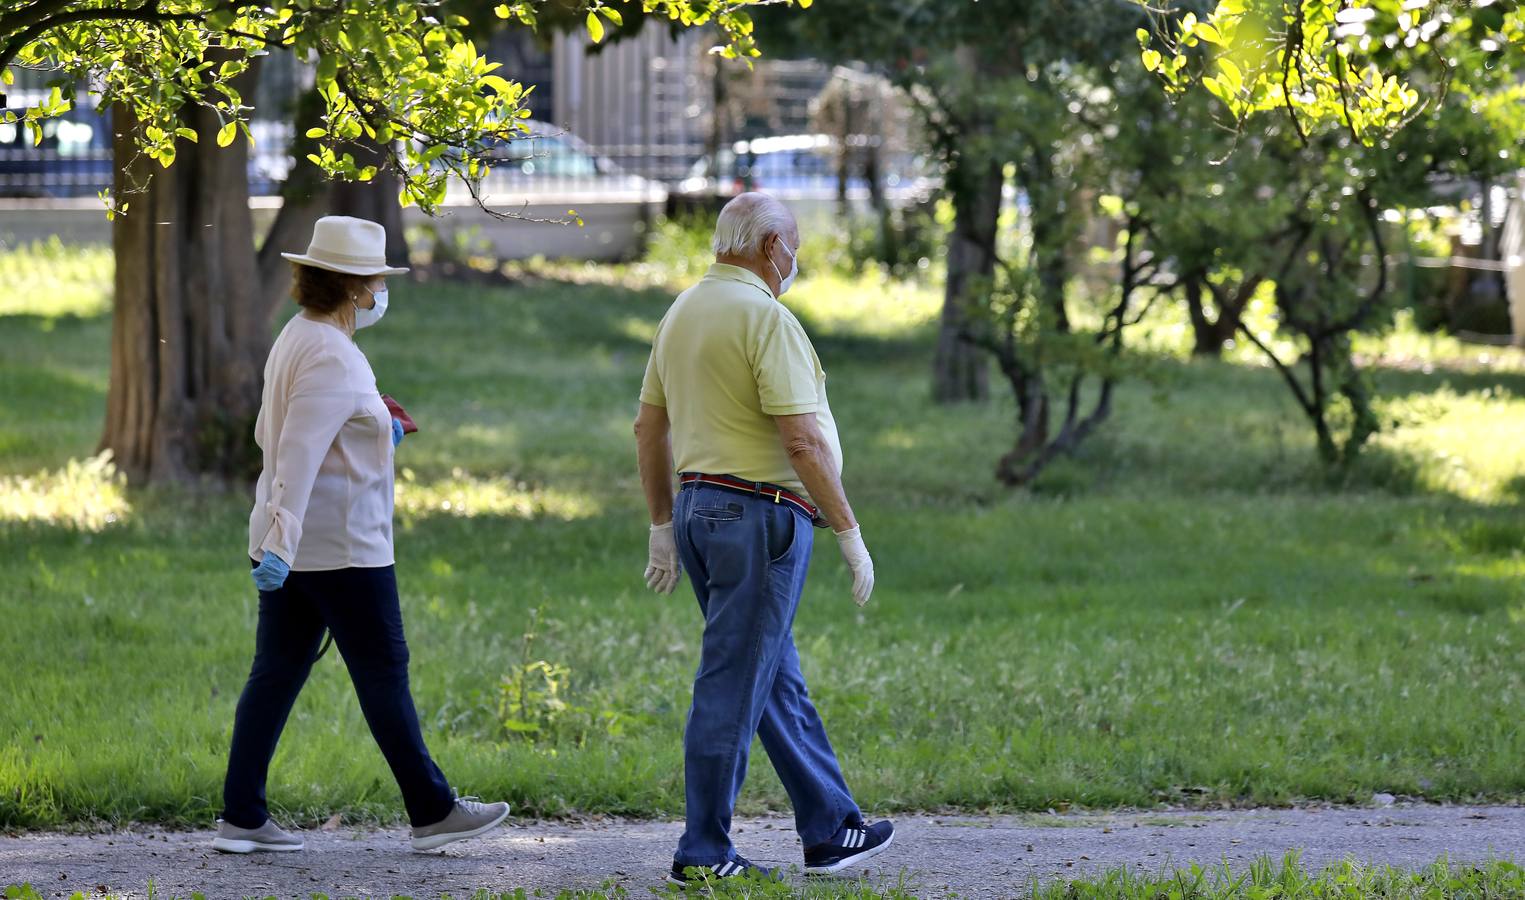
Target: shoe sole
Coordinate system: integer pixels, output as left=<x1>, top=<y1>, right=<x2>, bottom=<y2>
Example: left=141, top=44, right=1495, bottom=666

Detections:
left=211, top=837, right=304, bottom=854
left=803, top=831, right=895, bottom=875
left=410, top=805, right=511, bottom=852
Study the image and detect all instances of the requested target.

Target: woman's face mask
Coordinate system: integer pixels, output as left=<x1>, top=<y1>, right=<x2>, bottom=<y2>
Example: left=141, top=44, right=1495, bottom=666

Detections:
left=354, top=283, right=388, bottom=330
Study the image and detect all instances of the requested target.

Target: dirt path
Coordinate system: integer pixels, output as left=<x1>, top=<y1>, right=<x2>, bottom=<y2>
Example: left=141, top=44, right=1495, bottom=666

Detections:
left=4, top=805, right=1522, bottom=899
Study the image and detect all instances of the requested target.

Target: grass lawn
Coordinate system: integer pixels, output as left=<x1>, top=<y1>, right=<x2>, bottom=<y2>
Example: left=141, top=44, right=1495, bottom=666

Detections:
left=2, top=238, right=1524, bottom=829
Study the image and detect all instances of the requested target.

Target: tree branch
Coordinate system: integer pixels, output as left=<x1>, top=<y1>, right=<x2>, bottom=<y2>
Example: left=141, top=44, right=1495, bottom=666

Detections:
left=1236, top=316, right=1317, bottom=418
left=0, top=1, right=246, bottom=74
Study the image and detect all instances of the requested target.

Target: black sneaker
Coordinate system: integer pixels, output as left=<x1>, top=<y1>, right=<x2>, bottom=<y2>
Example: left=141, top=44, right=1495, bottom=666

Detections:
left=803, top=819, right=895, bottom=875
left=667, top=856, right=773, bottom=886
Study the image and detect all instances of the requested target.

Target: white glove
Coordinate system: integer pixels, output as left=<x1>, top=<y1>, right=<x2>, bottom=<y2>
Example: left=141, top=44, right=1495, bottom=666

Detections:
left=645, top=521, right=681, bottom=595
left=834, top=525, right=875, bottom=607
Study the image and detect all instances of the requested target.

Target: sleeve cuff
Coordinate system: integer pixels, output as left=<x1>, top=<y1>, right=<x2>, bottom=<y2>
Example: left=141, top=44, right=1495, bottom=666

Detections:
left=259, top=506, right=302, bottom=567
left=761, top=400, right=818, bottom=416
left=638, top=391, right=666, bottom=407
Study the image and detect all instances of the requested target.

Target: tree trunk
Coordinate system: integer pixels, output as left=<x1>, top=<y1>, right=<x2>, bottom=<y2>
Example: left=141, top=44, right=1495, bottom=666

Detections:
left=1184, top=273, right=1258, bottom=357
left=257, top=85, right=410, bottom=313
left=835, top=93, right=852, bottom=220
left=102, top=98, right=268, bottom=483
left=257, top=83, right=329, bottom=315
left=329, top=133, right=409, bottom=265
left=932, top=156, right=1001, bottom=404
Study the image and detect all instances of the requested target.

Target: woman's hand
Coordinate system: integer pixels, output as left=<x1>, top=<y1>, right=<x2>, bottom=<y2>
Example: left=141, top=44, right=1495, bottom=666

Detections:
left=252, top=553, right=291, bottom=592
left=391, top=417, right=405, bottom=448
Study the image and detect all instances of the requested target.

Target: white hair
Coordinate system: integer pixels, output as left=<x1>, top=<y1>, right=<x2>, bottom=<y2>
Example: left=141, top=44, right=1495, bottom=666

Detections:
left=711, top=192, right=795, bottom=256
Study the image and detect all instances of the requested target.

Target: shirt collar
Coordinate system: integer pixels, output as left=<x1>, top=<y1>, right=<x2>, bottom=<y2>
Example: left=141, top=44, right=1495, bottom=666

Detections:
left=705, top=263, right=775, bottom=299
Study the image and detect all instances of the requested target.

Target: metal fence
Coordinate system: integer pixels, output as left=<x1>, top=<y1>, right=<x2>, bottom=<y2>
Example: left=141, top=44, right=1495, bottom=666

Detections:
left=0, top=46, right=927, bottom=268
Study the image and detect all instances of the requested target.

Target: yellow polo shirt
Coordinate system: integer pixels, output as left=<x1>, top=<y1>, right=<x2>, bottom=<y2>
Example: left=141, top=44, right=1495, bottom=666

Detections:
left=640, top=264, right=842, bottom=501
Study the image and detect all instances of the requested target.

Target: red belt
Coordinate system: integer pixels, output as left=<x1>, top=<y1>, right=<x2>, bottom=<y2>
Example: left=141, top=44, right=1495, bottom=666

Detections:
left=679, top=473, right=827, bottom=527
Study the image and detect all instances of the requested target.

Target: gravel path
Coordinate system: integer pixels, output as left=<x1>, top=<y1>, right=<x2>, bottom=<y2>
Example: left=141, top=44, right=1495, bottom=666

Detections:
left=3, top=805, right=1522, bottom=899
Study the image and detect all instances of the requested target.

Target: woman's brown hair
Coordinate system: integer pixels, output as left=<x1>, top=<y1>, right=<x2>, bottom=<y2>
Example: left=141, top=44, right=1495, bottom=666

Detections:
left=291, top=262, right=369, bottom=315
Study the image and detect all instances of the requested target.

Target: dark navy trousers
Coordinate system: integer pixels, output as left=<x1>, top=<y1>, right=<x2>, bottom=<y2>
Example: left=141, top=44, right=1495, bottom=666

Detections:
left=221, top=563, right=454, bottom=829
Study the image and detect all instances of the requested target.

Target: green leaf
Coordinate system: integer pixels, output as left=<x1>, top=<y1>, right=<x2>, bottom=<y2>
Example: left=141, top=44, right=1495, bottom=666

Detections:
left=1218, top=57, right=1244, bottom=91
left=176, top=126, right=198, bottom=142
left=482, top=74, right=517, bottom=96
left=217, top=121, right=237, bottom=147
left=1195, top=23, right=1222, bottom=44
left=1141, top=49, right=1162, bottom=72
left=0, top=69, right=12, bottom=86
left=1136, top=27, right=1150, bottom=45
left=305, top=126, right=327, bottom=139
left=600, top=6, right=623, bottom=26
left=316, top=54, right=338, bottom=89
left=586, top=11, right=605, bottom=43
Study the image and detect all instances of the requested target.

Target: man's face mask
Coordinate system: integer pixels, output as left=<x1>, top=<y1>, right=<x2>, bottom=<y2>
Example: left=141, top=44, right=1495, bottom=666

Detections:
left=769, top=239, right=798, bottom=297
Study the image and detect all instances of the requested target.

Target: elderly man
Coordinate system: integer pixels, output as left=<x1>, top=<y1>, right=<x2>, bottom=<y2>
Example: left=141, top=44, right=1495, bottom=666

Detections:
left=634, top=193, right=894, bottom=883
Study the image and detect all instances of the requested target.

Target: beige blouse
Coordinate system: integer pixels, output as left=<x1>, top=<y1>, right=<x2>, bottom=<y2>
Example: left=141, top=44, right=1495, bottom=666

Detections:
left=248, top=314, right=395, bottom=570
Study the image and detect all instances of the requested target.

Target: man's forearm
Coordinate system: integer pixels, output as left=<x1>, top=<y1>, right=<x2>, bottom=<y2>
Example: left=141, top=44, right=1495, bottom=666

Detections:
left=788, top=440, right=856, bottom=533
left=636, top=433, right=675, bottom=524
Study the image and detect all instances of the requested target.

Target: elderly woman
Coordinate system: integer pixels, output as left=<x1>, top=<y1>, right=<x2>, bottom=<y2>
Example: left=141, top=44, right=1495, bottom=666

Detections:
left=213, top=216, right=509, bottom=855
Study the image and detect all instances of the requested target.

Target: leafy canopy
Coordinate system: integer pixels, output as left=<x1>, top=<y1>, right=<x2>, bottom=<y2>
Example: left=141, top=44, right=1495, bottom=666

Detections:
left=1134, top=0, right=1524, bottom=143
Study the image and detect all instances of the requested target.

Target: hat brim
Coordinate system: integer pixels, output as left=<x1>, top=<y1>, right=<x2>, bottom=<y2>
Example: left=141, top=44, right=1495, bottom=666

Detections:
left=282, top=252, right=410, bottom=277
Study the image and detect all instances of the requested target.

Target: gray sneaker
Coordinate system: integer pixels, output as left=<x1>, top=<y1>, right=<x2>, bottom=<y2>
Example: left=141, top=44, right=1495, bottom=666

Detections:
left=410, top=796, right=511, bottom=852
left=211, top=818, right=304, bottom=854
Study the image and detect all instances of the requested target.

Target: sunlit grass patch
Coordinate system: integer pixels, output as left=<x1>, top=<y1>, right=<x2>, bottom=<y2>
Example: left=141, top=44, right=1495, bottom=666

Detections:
left=1375, top=385, right=1525, bottom=503
left=1035, top=854, right=1525, bottom=900
left=0, top=452, right=128, bottom=530
left=784, top=269, right=940, bottom=338
left=395, top=468, right=601, bottom=521
left=0, top=238, right=112, bottom=319
left=1356, top=311, right=1525, bottom=373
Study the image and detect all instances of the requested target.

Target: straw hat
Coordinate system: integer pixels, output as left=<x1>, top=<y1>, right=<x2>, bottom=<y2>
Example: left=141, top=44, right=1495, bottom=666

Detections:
left=281, top=215, right=410, bottom=276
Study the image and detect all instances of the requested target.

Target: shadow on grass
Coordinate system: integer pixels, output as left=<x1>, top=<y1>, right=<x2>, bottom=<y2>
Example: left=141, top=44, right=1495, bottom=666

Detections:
left=1372, top=364, right=1525, bottom=399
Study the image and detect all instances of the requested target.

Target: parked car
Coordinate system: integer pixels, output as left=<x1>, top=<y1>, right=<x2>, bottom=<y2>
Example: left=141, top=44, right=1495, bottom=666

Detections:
left=675, top=133, right=934, bottom=205
left=461, top=120, right=667, bottom=205
left=0, top=92, right=285, bottom=199
left=0, top=93, right=113, bottom=199
left=431, top=120, right=668, bottom=262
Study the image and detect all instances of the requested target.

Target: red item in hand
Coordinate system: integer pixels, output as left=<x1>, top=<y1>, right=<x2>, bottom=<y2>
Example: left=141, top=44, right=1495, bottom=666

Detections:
left=381, top=394, right=418, bottom=434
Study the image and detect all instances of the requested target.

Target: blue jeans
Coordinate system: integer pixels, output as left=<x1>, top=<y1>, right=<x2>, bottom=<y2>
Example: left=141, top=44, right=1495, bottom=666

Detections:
left=673, top=484, right=860, bottom=866
left=221, top=564, right=455, bottom=829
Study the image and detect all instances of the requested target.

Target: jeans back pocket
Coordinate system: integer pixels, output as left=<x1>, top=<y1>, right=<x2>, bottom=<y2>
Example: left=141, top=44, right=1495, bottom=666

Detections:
left=693, top=502, right=744, bottom=522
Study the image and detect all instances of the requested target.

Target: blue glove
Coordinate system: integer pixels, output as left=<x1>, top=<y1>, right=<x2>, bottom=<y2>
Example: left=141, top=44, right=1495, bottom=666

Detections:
left=252, top=553, right=291, bottom=592
left=391, top=417, right=405, bottom=448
